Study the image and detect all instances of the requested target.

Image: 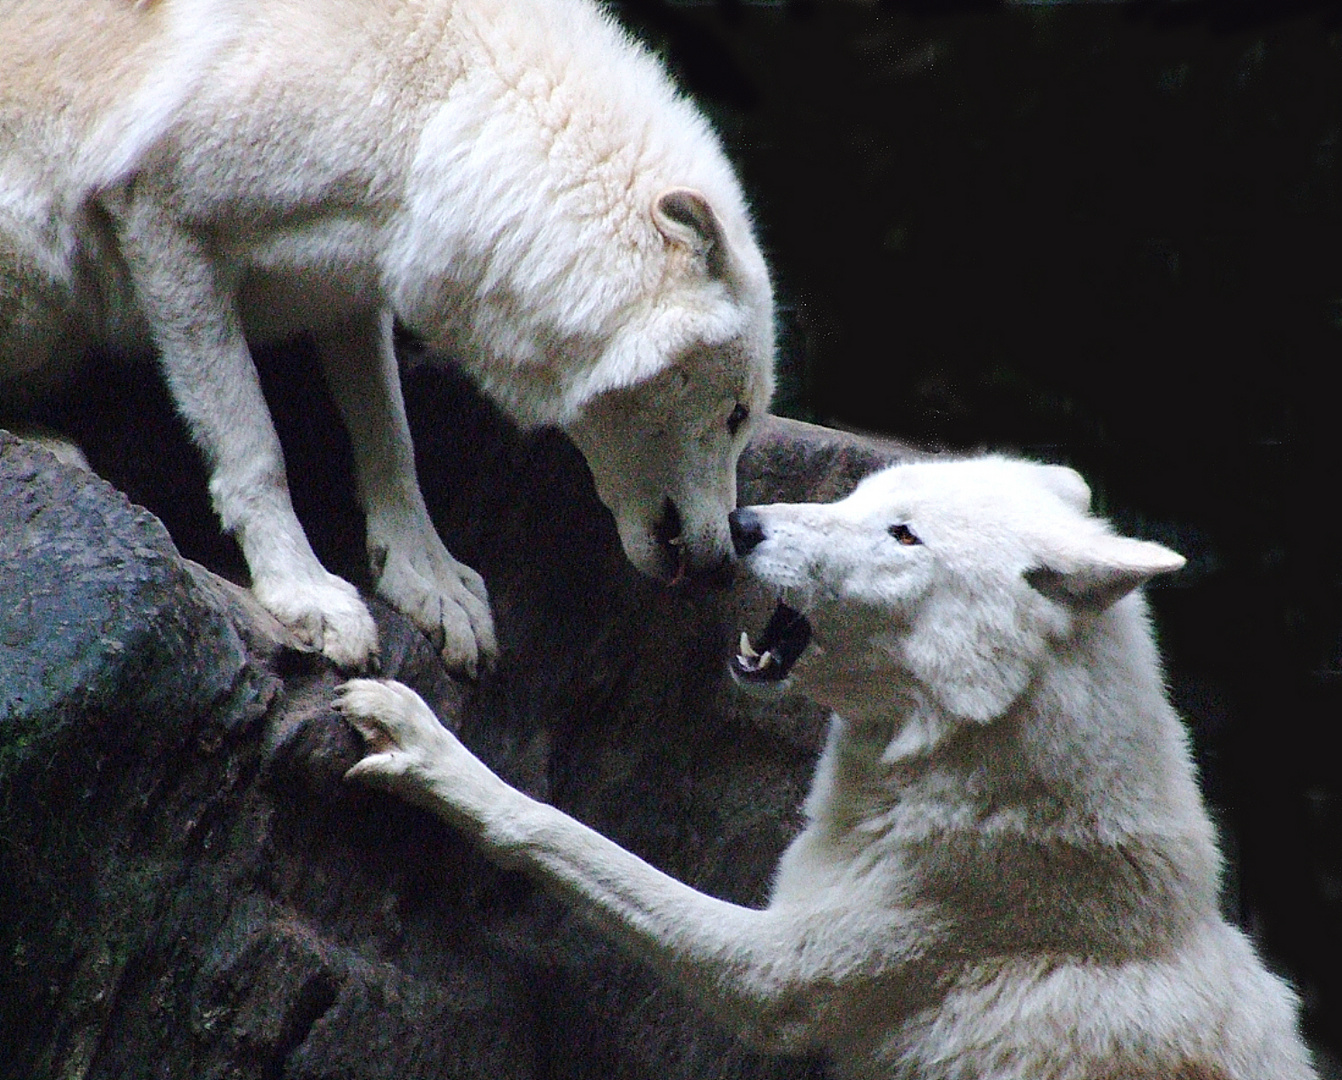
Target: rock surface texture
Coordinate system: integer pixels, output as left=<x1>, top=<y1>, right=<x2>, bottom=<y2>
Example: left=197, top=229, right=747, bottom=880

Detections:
left=0, top=364, right=907, bottom=1080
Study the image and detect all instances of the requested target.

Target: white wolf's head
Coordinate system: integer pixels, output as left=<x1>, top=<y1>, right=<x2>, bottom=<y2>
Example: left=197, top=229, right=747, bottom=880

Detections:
left=564, top=189, right=775, bottom=584
left=394, top=12, right=777, bottom=588
left=394, top=126, right=773, bottom=586
left=729, top=457, right=1184, bottom=722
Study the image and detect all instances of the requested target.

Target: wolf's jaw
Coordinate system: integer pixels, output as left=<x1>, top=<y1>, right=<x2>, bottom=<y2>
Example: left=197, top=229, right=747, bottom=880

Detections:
left=731, top=600, right=811, bottom=685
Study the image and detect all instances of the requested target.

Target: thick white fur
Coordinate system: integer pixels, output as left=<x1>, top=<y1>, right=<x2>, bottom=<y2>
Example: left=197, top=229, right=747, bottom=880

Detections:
left=338, top=456, right=1317, bottom=1079
left=0, top=0, right=774, bottom=673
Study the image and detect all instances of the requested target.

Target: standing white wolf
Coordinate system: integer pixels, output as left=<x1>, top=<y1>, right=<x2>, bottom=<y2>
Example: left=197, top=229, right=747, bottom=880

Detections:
left=338, top=456, right=1318, bottom=1079
left=0, top=0, right=773, bottom=674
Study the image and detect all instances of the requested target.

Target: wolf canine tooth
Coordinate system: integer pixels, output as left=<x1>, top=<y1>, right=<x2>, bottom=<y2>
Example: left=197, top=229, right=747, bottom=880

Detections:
left=739, top=631, right=759, bottom=659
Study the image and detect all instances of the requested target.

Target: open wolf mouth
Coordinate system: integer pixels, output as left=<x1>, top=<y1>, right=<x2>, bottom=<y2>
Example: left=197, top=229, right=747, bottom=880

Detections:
left=731, top=600, right=812, bottom=684
left=653, top=497, right=689, bottom=584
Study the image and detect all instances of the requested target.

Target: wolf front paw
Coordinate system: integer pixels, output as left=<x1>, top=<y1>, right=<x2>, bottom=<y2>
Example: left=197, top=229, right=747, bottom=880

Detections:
left=253, top=570, right=379, bottom=669
left=373, top=543, right=498, bottom=679
left=337, top=678, right=456, bottom=789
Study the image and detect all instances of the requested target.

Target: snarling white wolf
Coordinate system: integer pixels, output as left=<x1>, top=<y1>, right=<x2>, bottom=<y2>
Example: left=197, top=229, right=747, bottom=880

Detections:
left=0, top=0, right=774, bottom=674
left=338, top=456, right=1318, bottom=1079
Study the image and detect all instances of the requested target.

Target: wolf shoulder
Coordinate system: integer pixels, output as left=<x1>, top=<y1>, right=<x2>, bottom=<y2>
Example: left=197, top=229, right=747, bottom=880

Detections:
left=2, top=0, right=717, bottom=371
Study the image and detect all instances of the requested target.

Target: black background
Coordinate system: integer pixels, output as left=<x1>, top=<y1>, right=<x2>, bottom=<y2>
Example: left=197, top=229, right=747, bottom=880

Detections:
left=610, top=0, right=1342, bottom=1057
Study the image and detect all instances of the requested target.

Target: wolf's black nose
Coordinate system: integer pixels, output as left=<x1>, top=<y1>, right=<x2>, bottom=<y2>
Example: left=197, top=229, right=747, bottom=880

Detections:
left=729, top=507, right=766, bottom=557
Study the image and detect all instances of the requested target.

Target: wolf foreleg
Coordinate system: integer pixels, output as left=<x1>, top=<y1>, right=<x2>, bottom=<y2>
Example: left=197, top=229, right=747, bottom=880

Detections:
left=109, top=189, right=378, bottom=668
left=313, top=313, right=497, bottom=677
left=336, top=677, right=912, bottom=1054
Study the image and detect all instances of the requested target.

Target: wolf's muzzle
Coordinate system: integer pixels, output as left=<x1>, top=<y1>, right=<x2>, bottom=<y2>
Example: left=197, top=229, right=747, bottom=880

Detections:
left=728, top=507, right=765, bottom=557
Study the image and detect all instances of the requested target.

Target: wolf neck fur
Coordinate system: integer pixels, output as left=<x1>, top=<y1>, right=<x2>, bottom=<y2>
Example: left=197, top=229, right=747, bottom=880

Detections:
left=802, top=600, right=1219, bottom=898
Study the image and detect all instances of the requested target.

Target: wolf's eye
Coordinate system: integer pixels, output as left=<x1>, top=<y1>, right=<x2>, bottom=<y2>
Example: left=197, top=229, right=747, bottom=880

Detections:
left=888, top=523, right=921, bottom=546
left=727, top=402, right=749, bottom=436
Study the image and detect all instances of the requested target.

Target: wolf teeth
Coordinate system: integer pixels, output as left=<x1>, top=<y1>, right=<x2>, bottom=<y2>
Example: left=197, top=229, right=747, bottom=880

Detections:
left=739, top=631, right=759, bottom=659
left=736, top=650, right=774, bottom=673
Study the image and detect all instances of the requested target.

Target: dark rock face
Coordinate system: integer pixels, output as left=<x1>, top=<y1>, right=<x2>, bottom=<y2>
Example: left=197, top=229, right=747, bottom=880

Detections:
left=0, top=377, right=906, bottom=1080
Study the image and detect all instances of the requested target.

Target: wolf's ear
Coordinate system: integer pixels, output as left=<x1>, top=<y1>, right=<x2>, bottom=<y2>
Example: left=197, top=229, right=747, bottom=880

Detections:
left=1034, top=464, right=1092, bottom=512
left=1026, top=534, right=1185, bottom=611
left=653, top=188, right=727, bottom=279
